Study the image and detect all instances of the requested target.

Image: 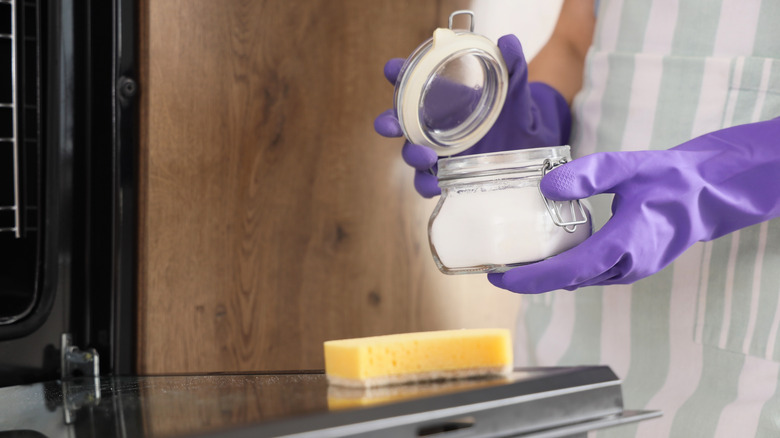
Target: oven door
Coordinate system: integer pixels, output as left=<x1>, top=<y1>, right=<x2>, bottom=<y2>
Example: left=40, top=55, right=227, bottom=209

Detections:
left=0, top=0, right=137, bottom=387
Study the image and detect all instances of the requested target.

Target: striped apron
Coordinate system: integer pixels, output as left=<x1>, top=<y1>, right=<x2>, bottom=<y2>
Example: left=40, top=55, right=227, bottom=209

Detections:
left=516, top=0, right=780, bottom=436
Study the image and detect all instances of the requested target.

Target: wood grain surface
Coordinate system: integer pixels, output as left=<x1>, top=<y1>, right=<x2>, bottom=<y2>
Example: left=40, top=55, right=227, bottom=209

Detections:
left=137, top=0, right=522, bottom=376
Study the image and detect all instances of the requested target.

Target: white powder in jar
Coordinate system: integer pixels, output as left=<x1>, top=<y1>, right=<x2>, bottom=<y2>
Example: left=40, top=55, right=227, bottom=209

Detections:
left=429, top=186, right=590, bottom=270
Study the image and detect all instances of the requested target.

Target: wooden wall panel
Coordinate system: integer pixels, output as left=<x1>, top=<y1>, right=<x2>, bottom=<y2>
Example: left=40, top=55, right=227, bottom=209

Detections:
left=137, top=0, right=521, bottom=374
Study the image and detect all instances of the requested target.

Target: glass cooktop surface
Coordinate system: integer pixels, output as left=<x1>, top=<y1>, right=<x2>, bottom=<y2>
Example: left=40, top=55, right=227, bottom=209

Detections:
left=0, top=368, right=660, bottom=438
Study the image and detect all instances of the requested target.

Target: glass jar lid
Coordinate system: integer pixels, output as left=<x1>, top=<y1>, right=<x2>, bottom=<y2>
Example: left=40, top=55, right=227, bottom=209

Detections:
left=394, top=11, right=508, bottom=156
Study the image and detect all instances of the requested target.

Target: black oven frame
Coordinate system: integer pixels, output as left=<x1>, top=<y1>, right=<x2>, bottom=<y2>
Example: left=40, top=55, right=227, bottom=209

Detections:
left=0, top=0, right=137, bottom=387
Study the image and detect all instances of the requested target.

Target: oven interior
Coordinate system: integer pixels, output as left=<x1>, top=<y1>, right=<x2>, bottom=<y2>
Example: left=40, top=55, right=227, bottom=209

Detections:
left=0, top=0, right=43, bottom=327
left=0, top=0, right=137, bottom=387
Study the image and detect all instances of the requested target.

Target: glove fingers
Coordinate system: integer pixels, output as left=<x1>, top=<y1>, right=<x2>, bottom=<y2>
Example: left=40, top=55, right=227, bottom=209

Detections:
left=375, top=110, right=403, bottom=138
left=496, top=35, right=527, bottom=77
left=487, top=273, right=508, bottom=290
left=384, top=58, right=405, bottom=85
left=540, top=151, right=649, bottom=201
left=414, top=170, right=441, bottom=198
left=402, top=142, right=438, bottom=170
left=490, top=223, right=625, bottom=293
left=569, top=266, right=623, bottom=289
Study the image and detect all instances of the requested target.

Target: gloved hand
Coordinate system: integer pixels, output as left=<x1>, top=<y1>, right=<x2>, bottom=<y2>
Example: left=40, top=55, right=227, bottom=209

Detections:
left=488, top=118, right=780, bottom=294
left=374, top=34, right=572, bottom=198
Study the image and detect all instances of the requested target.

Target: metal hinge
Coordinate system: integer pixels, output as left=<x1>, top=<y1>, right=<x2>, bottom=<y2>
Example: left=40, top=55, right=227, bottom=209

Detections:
left=61, top=333, right=100, bottom=379
left=60, top=333, right=101, bottom=424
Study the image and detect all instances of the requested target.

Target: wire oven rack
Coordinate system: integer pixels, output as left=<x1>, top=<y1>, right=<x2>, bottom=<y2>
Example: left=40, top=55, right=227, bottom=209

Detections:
left=1, top=0, right=19, bottom=237
left=1, top=0, right=39, bottom=239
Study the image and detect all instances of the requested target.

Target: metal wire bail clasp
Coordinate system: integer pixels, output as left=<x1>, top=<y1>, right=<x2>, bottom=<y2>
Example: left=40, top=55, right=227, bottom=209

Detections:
left=539, top=159, right=588, bottom=233
left=448, top=10, right=475, bottom=32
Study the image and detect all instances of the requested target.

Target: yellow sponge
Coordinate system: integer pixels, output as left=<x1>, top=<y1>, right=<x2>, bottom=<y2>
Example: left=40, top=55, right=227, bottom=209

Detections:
left=323, top=329, right=512, bottom=388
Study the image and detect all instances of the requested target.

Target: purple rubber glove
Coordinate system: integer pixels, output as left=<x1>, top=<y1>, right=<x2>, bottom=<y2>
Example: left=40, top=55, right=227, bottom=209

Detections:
left=374, top=34, right=572, bottom=198
left=488, top=118, right=780, bottom=294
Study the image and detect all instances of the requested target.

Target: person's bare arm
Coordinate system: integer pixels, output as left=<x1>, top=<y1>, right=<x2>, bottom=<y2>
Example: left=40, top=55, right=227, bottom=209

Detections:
left=528, top=0, right=596, bottom=104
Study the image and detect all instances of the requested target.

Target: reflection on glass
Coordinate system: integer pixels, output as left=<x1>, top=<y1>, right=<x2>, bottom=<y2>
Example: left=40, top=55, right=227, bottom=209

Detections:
left=0, top=370, right=575, bottom=438
left=327, top=375, right=510, bottom=410
left=421, top=53, right=487, bottom=146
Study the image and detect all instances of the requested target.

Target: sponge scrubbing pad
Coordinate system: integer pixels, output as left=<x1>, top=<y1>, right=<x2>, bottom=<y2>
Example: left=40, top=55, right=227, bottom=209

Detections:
left=324, top=329, right=513, bottom=388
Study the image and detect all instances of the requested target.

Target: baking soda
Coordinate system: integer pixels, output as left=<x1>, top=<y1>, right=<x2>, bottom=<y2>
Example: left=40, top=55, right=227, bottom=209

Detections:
left=429, top=186, right=590, bottom=270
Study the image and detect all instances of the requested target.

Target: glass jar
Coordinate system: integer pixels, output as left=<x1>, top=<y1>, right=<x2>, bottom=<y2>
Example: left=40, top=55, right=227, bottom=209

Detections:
left=393, top=11, right=592, bottom=274
left=428, top=147, right=591, bottom=274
